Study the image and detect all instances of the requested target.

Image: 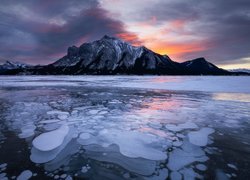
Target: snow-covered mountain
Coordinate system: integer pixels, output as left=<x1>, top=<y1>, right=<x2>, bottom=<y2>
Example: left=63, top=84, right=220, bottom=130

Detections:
left=50, top=35, right=182, bottom=74
left=0, top=36, right=239, bottom=75
left=0, top=61, right=30, bottom=69
left=0, top=61, right=31, bottom=74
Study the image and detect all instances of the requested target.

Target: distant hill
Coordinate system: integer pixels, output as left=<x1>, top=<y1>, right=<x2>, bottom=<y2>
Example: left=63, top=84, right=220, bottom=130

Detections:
left=229, top=69, right=250, bottom=74
left=0, top=35, right=247, bottom=75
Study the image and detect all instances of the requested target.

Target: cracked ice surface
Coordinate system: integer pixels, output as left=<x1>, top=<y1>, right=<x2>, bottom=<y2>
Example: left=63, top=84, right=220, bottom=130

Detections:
left=0, top=76, right=250, bottom=179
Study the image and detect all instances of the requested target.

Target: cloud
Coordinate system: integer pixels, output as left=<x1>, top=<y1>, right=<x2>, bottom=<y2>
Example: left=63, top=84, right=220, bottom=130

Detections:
left=0, top=0, right=140, bottom=64
left=137, top=0, right=250, bottom=64
left=0, top=0, right=249, bottom=67
left=101, top=0, right=250, bottom=66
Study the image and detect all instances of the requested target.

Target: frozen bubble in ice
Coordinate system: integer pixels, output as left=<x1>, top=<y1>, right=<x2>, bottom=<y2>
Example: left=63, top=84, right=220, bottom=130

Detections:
left=173, top=140, right=183, bottom=147
left=47, top=110, right=69, bottom=115
left=65, top=176, right=73, bottom=180
left=165, top=122, right=198, bottom=132
left=188, top=127, right=215, bottom=146
left=30, top=128, right=75, bottom=163
left=170, top=171, right=182, bottom=180
left=58, top=114, right=68, bottom=120
left=17, top=170, right=32, bottom=180
left=78, top=130, right=167, bottom=161
left=32, top=125, right=69, bottom=151
left=83, top=144, right=157, bottom=176
left=196, top=164, right=207, bottom=171
left=168, top=140, right=208, bottom=171
left=60, top=174, right=67, bottom=178
left=180, top=168, right=200, bottom=180
left=123, top=173, right=130, bottom=179
left=0, top=173, right=7, bottom=179
left=81, top=166, right=89, bottom=173
left=165, top=124, right=182, bottom=132
left=216, top=169, right=229, bottom=180
left=88, top=110, right=99, bottom=115
left=146, top=168, right=168, bottom=180
left=39, top=120, right=61, bottom=124
left=19, top=124, right=36, bottom=138
left=0, top=163, right=7, bottom=168
left=79, top=133, right=91, bottom=140
left=227, top=164, right=238, bottom=170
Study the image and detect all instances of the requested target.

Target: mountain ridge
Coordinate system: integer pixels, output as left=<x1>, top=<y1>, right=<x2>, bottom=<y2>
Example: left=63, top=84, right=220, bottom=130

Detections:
left=0, top=35, right=248, bottom=75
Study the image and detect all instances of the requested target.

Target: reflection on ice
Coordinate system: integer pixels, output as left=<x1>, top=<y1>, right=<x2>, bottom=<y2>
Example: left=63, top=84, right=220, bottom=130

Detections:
left=0, top=76, right=250, bottom=179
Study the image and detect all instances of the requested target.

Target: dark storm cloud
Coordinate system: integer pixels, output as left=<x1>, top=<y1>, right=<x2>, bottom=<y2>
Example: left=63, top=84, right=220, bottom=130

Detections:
left=0, top=0, right=139, bottom=64
left=143, top=0, right=250, bottom=65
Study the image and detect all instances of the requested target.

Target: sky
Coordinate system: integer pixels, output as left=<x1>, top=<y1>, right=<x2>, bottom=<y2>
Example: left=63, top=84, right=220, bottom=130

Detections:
left=0, top=0, right=250, bottom=69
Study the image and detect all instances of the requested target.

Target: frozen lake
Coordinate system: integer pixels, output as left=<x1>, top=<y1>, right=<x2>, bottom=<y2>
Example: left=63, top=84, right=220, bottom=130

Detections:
left=0, top=76, right=250, bottom=179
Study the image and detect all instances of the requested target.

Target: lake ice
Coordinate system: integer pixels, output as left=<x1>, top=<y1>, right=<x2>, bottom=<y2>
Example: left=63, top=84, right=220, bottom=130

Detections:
left=0, top=76, right=249, bottom=179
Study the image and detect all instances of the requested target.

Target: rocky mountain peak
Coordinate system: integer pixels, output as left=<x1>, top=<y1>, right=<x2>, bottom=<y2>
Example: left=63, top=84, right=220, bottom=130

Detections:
left=0, top=36, right=233, bottom=75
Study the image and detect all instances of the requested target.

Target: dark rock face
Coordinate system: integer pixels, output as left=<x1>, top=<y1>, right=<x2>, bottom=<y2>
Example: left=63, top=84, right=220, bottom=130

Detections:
left=180, top=57, right=230, bottom=75
left=0, top=36, right=237, bottom=75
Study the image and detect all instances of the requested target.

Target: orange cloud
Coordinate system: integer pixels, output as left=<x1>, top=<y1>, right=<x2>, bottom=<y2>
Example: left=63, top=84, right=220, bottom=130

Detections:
left=168, top=19, right=187, bottom=29
left=116, top=32, right=142, bottom=46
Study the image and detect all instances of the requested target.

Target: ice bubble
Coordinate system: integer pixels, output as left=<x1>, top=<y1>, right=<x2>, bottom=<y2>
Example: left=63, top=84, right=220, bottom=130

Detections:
left=47, top=110, right=69, bottom=115
left=216, top=169, right=229, bottom=180
left=65, top=176, right=73, bottom=180
left=173, top=140, right=183, bottom=147
left=39, top=120, right=61, bottom=124
left=180, top=168, right=201, bottom=180
left=168, top=148, right=207, bottom=171
left=79, top=133, right=91, bottom=140
left=17, top=170, right=32, bottom=180
left=168, top=140, right=208, bottom=171
left=188, top=127, right=215, bottom=146
left=81, top=166, right=89, bottom=173
left=32, top=125, right=69, bottom=151
left=30, top=128, right=75, bottom=164
left=146, top=169, right=168, bottom=180
left=60, top=174, right=67, bottom=178
left=227, top=163, right=238, bottom=170
left=78, top=130, right=167, bottom=161
left=123, top=173, right=130, bottom=179
left=0, top=173, right=6, bottom=179
left=165, top=122, right=198, bottom=132
left=170, top=171, right=182, bottom=180
left=196, top=164, right=207, bottom=171
left=0, top=163, right=7, bottom=168
left=19, top=124, right=36, bottom=138
left=88, top=110, right=99, bottom=115
left=58, top=114, right=68, bottom=120
left=83, top=144, right=157, bottom=176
